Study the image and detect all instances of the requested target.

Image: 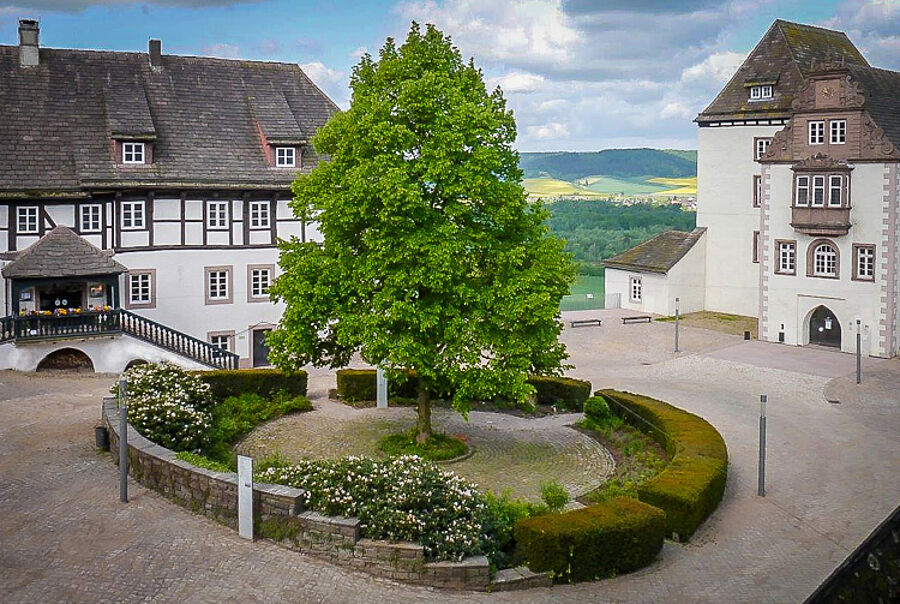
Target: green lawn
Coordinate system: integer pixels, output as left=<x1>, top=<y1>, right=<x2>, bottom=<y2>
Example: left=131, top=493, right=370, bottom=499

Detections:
left=579, top=175, right=671, bottom=196
left=561, top=273, right=605, bottom=311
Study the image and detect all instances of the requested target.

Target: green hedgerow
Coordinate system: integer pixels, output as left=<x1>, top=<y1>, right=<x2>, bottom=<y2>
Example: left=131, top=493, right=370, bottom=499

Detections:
left=540, top=481, right=570, bottom=512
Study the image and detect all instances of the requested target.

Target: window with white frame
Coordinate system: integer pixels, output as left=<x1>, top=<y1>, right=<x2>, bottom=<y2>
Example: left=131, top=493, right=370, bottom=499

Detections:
left=749, top=85, right=773, bottom=101
left=206, top=200, right=229, bottom=230
left=778, top=241, right=796, bottom=274
left=249, top=201, right=271, bottom=229
left=121, top=200, right=145, bottom=230
left=855, top=245, right=875, bottom=281
left=795, top=175, right=810, bottom=206
left=755, top=138, right=771, bottom=160
left=275, top=146, right=296, bottom=167
left=250, top=267, right=271, bottom=298
left=207, top=268, right=230, bottom=302
left=828, top=175, right=844, bottom=207
left=17, top=206, right=38, bottom=233
left=813, top=243, right=837, bottom=277
left=808, top=121, right=825, bottom=145
left=830, top=120, right=846, bottom=144
left=122, top=142, right=145, bottom=164
left=210, top=333, right=233, bottom=352
left=811, top=175, right=826, bottom=207
left=629, top=276, right=642, bottom=302
left=80, top=204, right=102, bottom=233
left=128, top=272, right=152, bottom=306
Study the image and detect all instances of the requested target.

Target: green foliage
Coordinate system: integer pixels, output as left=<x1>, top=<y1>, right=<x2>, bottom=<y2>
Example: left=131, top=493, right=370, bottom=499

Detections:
left=379, top=430, right=468, bottom=461
left=175, top=451, right=232, bottom=473
left=514, top=498, right=666, bottom=583
left=546, top=200, right=696, bottom=274
left=583, top=396, right=611, bottom=421
left=194, top=369, right=308, bottom=401
left=482, top=490, right=549, bottom=569
left=527, top=375, right=591, bottom=411
left=596, top=390, right=728, bottom=540
left=519, top=149, right=696, bottom=181
left=268, top=23, right=574, bottom=435
left=540, top=481, right=569, bottom=512
left=115, top=362, right=212, bottom=452
left=335, top=368, right=419, bottom=402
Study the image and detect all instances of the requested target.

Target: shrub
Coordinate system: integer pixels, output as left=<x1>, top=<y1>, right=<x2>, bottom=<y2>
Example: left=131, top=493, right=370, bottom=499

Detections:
left=596, top=389, right=728, bottom=540
left=175, top=451, right=232, bottom=473
left=257, top=455, right=493, bottom=562
left=379, top=430, right=467, bottom=461
left=583, top=396, right=611, bottom=422
left=115, top=362, right=212, bottom=452
left=194, top=369, right=308, bottom=401
left=527, top=376, right=591, bottom=411
left=482, top=490, right=549, bottom=569
left=514, top=497, right=666, bottom=582
left=335, top=368, right=418, bottom=401
left=540, top=481, right=570, bottom=512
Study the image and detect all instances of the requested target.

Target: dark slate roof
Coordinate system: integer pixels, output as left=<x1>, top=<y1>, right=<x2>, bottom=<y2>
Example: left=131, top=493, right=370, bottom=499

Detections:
left=698, top=20, right=868, bottom=123
left=603, top=228, right=706, bottom=274
left=1, top=226, right=126, bottom=278
left=848, top=65, right=900, bottom=150
left=0, top=45, right=339, bottom=195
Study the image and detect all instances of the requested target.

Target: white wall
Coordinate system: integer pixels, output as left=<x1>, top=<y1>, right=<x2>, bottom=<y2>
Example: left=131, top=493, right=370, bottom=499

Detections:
left=666, top=231, right=707, bottom=315
left=762, top=163, right=890, bottom=356
left=697, top=125, right=782, bottom=317
left=605, top=268, right=669, bottom=316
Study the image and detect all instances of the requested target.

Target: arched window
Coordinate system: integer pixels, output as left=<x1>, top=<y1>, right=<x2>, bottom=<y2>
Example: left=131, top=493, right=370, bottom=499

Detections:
left=808, top=240, right=839, bottom=278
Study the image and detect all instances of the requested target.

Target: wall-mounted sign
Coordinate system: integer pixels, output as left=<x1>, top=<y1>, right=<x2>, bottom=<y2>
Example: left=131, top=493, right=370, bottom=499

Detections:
left=19, top=289, right=32, bottom=301
left=89, top=284, right=105, bottom=298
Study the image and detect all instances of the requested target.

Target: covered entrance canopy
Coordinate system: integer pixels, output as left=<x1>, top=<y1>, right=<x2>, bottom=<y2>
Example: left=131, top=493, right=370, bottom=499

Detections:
left=1, top=226, right=126, bottom=314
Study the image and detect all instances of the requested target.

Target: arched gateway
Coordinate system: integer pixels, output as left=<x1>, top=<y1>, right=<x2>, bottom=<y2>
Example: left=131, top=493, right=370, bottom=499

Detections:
left=808, top=305, right=841, bottom=348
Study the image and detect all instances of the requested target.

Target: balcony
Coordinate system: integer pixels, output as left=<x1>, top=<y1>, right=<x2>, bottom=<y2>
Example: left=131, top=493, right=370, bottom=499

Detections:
left=791, top=206, right=851, bottom=237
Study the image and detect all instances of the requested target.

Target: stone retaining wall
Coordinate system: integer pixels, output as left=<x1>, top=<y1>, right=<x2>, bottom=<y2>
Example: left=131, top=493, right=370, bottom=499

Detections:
left=101, top=397, right=547, bottom=591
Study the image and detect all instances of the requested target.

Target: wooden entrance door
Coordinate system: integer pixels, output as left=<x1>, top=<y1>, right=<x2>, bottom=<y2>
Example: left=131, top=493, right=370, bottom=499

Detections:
left=252, top=328, right=272, bottom=367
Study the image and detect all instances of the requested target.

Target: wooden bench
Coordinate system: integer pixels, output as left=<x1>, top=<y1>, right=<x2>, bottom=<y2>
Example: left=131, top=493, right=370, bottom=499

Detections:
left=570, top=318, right=602, bottom=328
left=622, top=315, right=652, bottom=324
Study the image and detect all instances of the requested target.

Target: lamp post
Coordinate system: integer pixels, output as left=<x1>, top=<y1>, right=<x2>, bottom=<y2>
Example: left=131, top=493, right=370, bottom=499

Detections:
left=758, top=394, right=767, bottom=497
left=674, top=297, right=680, bottom=353
left=118, top=377, right=128, bottom=503
left=856, top=320, right=862, bottom=385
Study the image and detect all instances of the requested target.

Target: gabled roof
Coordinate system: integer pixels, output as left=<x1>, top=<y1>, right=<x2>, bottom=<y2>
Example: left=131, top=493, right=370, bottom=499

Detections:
left=697, top=20, right=868, bottom=123
left=0, top=45, right=339, bottom=196
left=1, top=226, right=126, bottom=279
left=603, top=228, right=706, bottom=274
left=848, top=65, right=900, bottom=150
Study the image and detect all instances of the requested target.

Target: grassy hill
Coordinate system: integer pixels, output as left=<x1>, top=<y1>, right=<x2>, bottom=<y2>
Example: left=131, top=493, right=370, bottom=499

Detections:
left=519, top=148, right=696, bottom=181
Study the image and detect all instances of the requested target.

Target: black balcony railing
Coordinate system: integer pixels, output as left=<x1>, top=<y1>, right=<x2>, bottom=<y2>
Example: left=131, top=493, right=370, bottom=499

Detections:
left=0, top=309, right=238, bottom=370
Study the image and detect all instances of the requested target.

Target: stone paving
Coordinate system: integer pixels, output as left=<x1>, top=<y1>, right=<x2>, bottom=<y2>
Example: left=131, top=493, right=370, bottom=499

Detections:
left=1, top=308, right=898, bottom=603
left=236, top=401, right=613, bottom=502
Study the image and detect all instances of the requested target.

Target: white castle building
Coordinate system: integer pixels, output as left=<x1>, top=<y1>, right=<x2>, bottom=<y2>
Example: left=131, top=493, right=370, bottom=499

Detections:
left=0, top=20, right=336, bottom=372
left=604, top=20, right=900, bottom=358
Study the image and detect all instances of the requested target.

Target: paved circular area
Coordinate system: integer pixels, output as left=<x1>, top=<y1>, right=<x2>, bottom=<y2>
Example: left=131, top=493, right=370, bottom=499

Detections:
left=236, top=401, right=614, bottom=502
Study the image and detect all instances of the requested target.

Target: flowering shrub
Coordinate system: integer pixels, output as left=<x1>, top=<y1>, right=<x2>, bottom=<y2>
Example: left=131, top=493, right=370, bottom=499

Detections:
left=114, top=362, right=212, bottom=452
left=257, top=455, right=495, bottom=562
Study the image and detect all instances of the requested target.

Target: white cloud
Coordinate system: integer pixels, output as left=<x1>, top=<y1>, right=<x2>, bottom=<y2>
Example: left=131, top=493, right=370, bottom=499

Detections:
left=201, top=42, right=241, bottom=58
left=488, top=71, right=545, bottom=94
left=526, top=121, right=570, bottom=140
left=825, top=0, right=900, bottom=69
left=681, top=51, right=745, bottom=84
left=350, top=45, right=369, bottom=60
left=300, top=61, right=350, bottom=108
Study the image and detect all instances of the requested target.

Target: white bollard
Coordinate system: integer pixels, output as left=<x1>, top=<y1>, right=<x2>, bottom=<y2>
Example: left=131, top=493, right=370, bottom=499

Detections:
left=376, top=367, right=388, bottom=409
left=237, top=455, right=254, bottom=539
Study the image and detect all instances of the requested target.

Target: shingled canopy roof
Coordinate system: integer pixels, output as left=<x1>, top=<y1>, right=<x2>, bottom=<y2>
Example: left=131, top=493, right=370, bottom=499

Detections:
left=1, top=226, right=126, bottom=279
left=697, top=20, right=868, bottom=124
left=603, top=228, right=706, bottom=274
left=0, top=45, right=338, bottom=196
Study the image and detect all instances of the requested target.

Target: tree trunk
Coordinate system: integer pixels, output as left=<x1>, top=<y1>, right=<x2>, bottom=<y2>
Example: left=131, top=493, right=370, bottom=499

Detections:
left=416, top=383, right=432, bottom=443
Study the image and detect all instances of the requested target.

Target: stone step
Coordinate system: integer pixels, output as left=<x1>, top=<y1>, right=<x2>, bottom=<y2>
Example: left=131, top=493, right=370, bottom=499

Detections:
left=489, top=566, right=552, bottom=591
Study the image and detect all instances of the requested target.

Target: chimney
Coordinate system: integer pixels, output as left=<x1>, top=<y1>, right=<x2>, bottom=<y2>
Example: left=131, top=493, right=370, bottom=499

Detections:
left=18, top=19, right=39, bottom=68
left=149, top=39, right=162, bottom=68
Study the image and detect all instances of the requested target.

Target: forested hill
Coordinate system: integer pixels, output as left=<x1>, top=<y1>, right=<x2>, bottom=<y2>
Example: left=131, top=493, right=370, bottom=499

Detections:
left=520, top=149, right=696, bottom=181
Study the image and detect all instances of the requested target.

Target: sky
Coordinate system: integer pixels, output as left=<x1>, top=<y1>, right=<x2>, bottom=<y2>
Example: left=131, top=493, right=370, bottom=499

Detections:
left=1, top=0, right=897, bottom=151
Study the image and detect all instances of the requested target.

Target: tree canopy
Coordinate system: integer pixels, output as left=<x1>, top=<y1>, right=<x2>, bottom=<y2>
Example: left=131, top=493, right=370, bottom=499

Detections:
left=268, top=23, right=575, bottom=437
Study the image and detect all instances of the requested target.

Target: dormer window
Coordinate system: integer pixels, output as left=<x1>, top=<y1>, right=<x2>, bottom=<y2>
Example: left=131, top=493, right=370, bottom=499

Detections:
left=275, top=146, right=296, bottom=167
left=749, top=85, right=773, bottom=101
left=122, top=142, right=145, bottom=164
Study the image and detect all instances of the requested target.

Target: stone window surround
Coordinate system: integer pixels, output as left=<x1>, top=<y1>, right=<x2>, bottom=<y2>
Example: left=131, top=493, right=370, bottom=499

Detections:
left=852, top=243, right=876, bottom=282
left=793, top=172, right=851, bottom=208
left=774, top=239, right=797, bottom=275
left=125, top=269, right=156, bottom=309
left=753, top=174, right=761, bottom=208
left=753, top=230, right=761, bottom=263
left=806, top=238, right=840, bottom=279
left=247, top=263, right=275, bottom=303
left=808, top=120, right=825, bottom=145
left=207, top=330, right=235, bottom=353
left=204, top=265, right=234, bottom=305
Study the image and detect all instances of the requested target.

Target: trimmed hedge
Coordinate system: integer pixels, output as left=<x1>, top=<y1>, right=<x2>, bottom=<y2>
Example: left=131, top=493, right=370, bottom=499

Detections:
left=194, top=369, right=308, bottom=401
left=527, top=376, right=591, bottom=411
left=514, top=497, right=666, bottom=582
left=335, top=369, right=418, bottom=402
left=596, top=389, right=728, bottom=540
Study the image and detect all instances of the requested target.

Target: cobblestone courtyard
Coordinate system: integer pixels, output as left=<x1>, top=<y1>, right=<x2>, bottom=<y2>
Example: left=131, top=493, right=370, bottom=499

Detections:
left=1, top=308, right=899, bottom=602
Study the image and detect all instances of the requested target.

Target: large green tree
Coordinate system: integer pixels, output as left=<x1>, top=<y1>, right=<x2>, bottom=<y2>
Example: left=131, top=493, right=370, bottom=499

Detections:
left=269, top=23, right=575, bottom=440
